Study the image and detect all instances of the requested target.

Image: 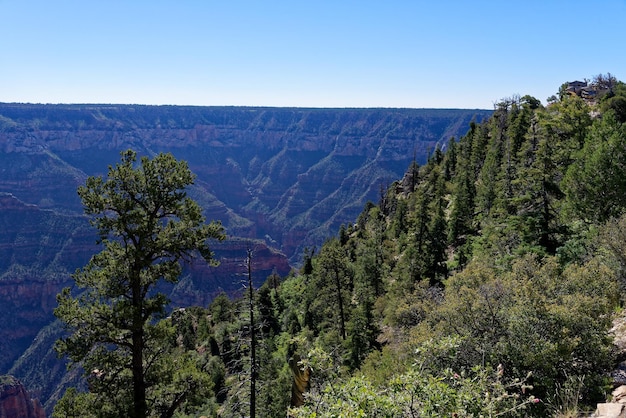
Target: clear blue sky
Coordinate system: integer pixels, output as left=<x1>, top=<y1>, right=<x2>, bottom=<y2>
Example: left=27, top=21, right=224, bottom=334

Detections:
left=1, top=0, right=625, bottom=109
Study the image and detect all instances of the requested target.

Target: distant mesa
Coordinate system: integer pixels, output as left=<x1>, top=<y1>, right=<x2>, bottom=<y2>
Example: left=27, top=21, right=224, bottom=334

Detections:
left=0, top=103, right=491, bottom=265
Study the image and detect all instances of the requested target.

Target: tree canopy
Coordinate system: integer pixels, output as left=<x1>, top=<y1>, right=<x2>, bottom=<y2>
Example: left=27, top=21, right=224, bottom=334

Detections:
left=54, top=150, right=225, bottom=418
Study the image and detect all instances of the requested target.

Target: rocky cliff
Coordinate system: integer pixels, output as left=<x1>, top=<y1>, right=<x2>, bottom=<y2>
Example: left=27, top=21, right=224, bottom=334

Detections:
left=0, top=376, right=44, bottom=418
left=0, top=104, right=490, bottom=262
left=0, top=193, right=95, bottom=373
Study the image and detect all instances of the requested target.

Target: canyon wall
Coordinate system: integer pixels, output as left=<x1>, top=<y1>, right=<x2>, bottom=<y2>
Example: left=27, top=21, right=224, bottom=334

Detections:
left=0, top=376, right=45, bottom=418
left=0, top=104, right=490, bottom=261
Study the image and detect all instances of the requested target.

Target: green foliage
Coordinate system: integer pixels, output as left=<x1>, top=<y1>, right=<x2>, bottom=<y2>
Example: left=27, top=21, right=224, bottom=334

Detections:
left=431, top=255, right=617, bottom=406
left=563, top=113, right=626, bottom=223
left=54, top=150, right=225, bottom=418
left=292, top=348, right=539, bottom=418
left=255, top=333, right=294, bottom=417
left=49, top=77, right=626, bottom=417
left=597, top=214, right=626, bottom=293
left=600, top=80, right=626, bottom=123
left=287, top=79, right=624, bottom=417
left=52, top=388, right=98, bottom=418
left=305, top=237, right=353, bottom=340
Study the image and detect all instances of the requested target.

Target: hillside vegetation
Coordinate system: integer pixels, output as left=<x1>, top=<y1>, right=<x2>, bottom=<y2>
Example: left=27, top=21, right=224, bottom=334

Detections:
left=283, top=74, right=626, bottom=417
left=89, top=74, right=626, bottom=417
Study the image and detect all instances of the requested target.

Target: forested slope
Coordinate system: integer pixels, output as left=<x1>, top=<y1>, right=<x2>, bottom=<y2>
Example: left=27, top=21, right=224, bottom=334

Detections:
left=108, top=74, right=626, bottom=417
left=279, top=74, right=626, bottom=417
left=17, top=74, right=626, bottom=416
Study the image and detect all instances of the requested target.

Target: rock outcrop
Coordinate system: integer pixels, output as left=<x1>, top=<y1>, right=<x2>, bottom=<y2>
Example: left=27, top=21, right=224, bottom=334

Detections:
left=0, top=376, right=44, bottom=418
left=593, top=386, right=626, bottom=417
left=0, top=194, right=95, bottom=372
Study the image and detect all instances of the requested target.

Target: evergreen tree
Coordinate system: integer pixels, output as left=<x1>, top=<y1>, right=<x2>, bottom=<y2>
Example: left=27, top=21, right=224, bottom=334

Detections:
left=54, top=150, right=225, bottom=418
left=309, top=238, right=352, bottom=340
left=448, top=125, right=482, bottom=266
left=354, top=206, right=387, bottom=296
left=426, top=169, right=449, bottom=283
left=563, top=112, right=626, bottom=223
left=442, top=137, right=458, bottom=181
left=476, top=99, right=509, bottom=216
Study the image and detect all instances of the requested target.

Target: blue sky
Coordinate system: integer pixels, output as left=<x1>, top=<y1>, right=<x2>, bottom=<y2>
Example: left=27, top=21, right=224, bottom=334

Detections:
left=1, top=0, right=625, bottom=109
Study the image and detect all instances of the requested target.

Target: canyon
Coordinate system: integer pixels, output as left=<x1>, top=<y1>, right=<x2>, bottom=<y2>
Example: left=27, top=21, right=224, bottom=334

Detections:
left=0, top=103, right=490, bottom=412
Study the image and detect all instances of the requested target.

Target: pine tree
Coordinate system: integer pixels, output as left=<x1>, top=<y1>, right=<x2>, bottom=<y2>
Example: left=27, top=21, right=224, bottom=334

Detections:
left=563, top=112, right=626, bottom=223
left=54, top=150, right=225, bottom=418
left=304, top=238, right=352, bottom=341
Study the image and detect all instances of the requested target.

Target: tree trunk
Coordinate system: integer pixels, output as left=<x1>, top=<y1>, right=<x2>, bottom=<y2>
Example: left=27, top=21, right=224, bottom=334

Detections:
left=132, top=274, right=147, bottom=418
left=334, top=269, right=346, bottom=340
left=248, top=249, right=256, bottom=418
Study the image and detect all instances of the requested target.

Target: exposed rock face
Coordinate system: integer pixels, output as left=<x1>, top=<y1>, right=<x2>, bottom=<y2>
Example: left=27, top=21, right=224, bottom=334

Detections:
left=0, top=376, right=45, bottom=418
left=0, top=194, right=95, bottom=372
left=169, top=238, right=293, bottom=308
left=593, top=386, right=626, bottom=417
left=0, top=104, right=491, bottom=263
